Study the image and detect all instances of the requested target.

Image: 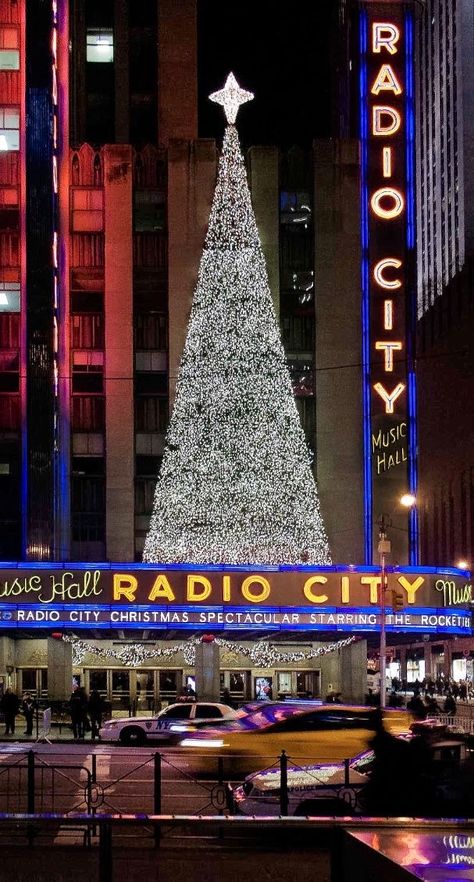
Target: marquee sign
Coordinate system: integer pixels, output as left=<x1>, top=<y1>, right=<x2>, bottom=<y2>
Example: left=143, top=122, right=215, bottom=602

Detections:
left=0, top=563, right=470, bottom=635
left=360, top=2, right=418, bottom=562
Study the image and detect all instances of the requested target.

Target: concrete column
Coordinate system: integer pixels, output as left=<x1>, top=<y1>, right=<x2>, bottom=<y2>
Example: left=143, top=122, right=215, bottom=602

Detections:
left=103, top=144, right=134, bottom=560
left=157, top=0, right=197, bottom=146
left=194, top=641, right=220, bottom=701
left=167, top=139, right=216, bottom=405
left=47, top=637, right=72, bottom=701
left=0, top=637, right=15, bottom=688
left=340, top=640, right=367, bottom=705
left=314, top=139, right=364, bottom=564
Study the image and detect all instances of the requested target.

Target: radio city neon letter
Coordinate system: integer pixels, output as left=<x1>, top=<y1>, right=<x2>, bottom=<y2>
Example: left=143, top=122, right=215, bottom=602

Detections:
left=372, top=23, right=400, bottom=55
left=371, top=64, right=403, bottom=96
left=375, top=341, right=403, bottom=372
left=374, top=382, right=405, bottom=414
left=371, top=187, right=404, bottom=219
left=373, top=258, right=402, bottom=289
left=372, top=106, right=401, bottom=136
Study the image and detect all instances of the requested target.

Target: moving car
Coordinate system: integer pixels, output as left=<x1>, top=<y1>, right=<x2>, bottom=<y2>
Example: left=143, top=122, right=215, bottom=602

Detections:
left=231, top=750, right=374, bottom=816
left=179, top=704, right=412, bottom=775
left=99, top=701, right=238, bottom=746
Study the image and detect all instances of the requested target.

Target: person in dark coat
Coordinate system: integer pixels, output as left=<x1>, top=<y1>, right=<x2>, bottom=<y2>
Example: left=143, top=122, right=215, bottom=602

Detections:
left=1, top=688, right=20, bottom=735
left=69, top=687, right=87, bottom=739
left=88, top=689, right=104, bottom=739
left=22, top=692, right=36, bottom=736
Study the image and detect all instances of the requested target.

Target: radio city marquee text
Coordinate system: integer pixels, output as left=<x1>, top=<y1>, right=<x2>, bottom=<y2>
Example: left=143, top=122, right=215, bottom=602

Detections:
left=0, top=568, right=469, bottom=633
left=368, top=19, right=408, bottom=418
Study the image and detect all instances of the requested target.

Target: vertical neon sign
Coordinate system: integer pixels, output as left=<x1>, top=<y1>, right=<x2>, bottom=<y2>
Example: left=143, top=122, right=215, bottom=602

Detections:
left=360, top=3, right=417, bottom=563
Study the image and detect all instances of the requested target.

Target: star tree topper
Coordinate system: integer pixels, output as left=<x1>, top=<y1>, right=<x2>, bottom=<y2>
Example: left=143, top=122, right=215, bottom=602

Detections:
left=209, top=72, right=254, bottom=124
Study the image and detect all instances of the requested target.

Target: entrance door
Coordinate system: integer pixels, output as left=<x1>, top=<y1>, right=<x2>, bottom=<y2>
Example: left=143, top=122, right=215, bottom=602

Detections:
left=112, top=671, right=130, bottom=710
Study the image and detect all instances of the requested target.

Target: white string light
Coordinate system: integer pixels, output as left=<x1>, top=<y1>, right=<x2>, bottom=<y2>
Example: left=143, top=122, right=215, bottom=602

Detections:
left=143, top=76, right=330, bottom=566
left=61, top=634, right=356, bottom=668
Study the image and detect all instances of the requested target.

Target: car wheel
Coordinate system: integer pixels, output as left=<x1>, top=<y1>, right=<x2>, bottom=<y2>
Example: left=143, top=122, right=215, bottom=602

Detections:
left=119, top=726, right=146, bottom=746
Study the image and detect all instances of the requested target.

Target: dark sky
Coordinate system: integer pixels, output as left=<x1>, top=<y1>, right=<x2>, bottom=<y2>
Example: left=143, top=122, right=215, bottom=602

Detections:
left=197, top=1, right=334, bottom=148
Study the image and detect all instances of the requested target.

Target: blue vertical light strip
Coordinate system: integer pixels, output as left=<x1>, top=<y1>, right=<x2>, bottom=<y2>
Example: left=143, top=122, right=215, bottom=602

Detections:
left=405, top=10, right=419, bottom=564
left=359, top=11, right=372, bottom=564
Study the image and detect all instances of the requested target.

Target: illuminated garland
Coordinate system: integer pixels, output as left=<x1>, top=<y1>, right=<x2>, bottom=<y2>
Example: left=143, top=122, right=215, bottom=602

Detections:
left=143, top=75, right=330, bottom=566
left=62, top=634, right=356, bottom=668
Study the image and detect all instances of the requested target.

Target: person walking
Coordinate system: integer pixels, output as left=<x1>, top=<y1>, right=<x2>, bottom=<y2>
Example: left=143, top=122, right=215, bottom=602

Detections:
left=69, top=686, right=87, bottom=739
left=1, top=688, right=20, bottom=736
left=22, top=692, right=36, bottom=736
left=88, top=689, right=103, bottom=740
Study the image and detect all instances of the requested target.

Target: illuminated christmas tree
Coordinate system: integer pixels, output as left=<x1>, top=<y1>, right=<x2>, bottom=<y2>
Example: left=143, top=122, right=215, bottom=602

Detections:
left=143, top=73, right=331, bottom=565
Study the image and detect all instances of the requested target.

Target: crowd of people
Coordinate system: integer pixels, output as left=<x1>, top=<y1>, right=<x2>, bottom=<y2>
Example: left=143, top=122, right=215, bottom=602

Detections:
left=69, top=686, right=105, bottom=739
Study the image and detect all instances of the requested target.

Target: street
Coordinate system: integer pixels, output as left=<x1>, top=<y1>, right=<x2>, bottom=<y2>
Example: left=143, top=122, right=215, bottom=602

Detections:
left=0, top=741, right=238, bottom=817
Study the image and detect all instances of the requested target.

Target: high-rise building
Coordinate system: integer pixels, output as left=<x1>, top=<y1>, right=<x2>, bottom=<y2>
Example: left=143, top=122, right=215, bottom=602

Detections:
left=0, top=0, right=219, bottom=563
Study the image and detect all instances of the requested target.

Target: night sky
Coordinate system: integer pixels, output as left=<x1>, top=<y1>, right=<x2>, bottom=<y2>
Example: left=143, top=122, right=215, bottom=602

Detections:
left=197, top=1, right=334, bottom=148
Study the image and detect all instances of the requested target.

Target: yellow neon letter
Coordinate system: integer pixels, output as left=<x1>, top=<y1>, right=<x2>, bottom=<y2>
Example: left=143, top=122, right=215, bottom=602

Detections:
left=373, top=258, right=402, bottom=289
left=375, top=340, right=403, bottom=371
left=372, top=22, right=400, bottom=55
left=383, top=146, right=392, bottom=177
left=241, top=576, right=271, bottom=603
left=113, top=574, right=138, bottom=602
left=397, top=576, right=424, bottom=604
left=360, top=576, right=380, bottom=604
left=222, top=574, right=231, bottom=602
left=371, top=187, right=404, bottom=219
left=374, top=382, right=405, bottom=413
left=187, top=575, right=212, bottom=602
left=372, top=106, right=401, bottom=136
left=371, top=64, right=403, bottom=96
left=303, top=576, right=328, bottom=604
left=341, top=576, right=350, bottom=604
left=148, top=574, right=175, bottom=602
left=384, top=300, right=393, bottom=330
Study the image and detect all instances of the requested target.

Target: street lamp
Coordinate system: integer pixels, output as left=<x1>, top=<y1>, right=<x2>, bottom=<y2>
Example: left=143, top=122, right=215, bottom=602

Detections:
left=378, top=494, right=416, bottom=708
left=377, top=515, right=391, bottom=709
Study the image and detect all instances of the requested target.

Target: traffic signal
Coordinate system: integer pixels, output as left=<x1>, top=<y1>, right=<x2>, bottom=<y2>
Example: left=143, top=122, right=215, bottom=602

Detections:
left=391, top=589, right=404, bottom=612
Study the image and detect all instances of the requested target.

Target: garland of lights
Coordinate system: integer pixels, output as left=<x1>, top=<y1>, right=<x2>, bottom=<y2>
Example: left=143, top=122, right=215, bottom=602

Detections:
left=143, top=73, right=330, bottom=566
left=61, top=634, right=356, bottom=668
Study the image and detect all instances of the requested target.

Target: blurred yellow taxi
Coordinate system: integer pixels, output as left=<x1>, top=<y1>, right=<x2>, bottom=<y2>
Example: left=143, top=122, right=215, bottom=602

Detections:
left=179, top=704, right=412, bottom=775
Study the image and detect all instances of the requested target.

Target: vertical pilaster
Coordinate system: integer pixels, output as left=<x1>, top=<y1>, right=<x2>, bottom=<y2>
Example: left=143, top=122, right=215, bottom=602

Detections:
left=47, top=636, right=72, bottom=701
left=248, top=146, right=280, bottom=315
left=104, top=145, right=134, bottom=560
left=195, top=641, right=220, bottom=701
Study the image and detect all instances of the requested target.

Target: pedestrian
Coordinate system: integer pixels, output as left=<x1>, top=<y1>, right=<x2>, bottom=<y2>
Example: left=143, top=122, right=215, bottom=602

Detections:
left=443, top=692, right=457, bottom=716
left=1, top=688, right=20, bottom=736
left=222, top=687, right=235, bottom=709
left=88, top=689, right=104, bottom=739
left=69, top=686, right=87, bottom=739
left=22, top=692, right=36, bottom=736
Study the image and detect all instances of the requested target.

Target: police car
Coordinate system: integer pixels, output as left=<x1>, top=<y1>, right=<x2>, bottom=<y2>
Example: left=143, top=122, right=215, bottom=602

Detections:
left=231, top=751, right=374, bottom=816
left=99, top=701, right=238, bottom=746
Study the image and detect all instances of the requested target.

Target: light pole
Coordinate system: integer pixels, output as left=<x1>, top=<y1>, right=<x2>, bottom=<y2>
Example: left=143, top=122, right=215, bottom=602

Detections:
left=377, top=515, right=391, bottom=709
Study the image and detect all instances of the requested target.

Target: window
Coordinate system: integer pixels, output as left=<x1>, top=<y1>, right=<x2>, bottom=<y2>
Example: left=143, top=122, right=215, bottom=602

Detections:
left=87, top=29, right=114, bottom=63
left=72, top=313, right=104, bottom=349
left=72, top=396, right=104, bottom=431
left=71, top=189, right=104, bottom=232
left=195, top=705, right=223, bottom=719
left=0, top=27, right=19, bottom=71
left=0, top=108, right=19, bottom=151
left=161, top=704, right=191, bottom=719
left=135, top=312, right=167, bottom=350
left=134, top=191, right=165, bottom=232
left=136, top=397, right=167, bottom=432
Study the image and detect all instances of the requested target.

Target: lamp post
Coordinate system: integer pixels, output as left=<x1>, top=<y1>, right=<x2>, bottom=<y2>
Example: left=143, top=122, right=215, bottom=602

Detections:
left=377, top=515, right=391, bottom=709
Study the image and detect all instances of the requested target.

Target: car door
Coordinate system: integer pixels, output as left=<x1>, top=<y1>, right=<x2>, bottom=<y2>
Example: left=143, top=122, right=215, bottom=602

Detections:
left=153, top=703, right=192, bottom=736
left=254, top=710, right=375, bottom=764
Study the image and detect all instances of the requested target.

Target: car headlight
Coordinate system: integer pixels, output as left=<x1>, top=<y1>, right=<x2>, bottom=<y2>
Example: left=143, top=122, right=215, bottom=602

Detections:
left=180, top=738, right=225, bottom=748
left=169, top=724, right=189, bottom=733
left=102, top=722, right=117, bottom=729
